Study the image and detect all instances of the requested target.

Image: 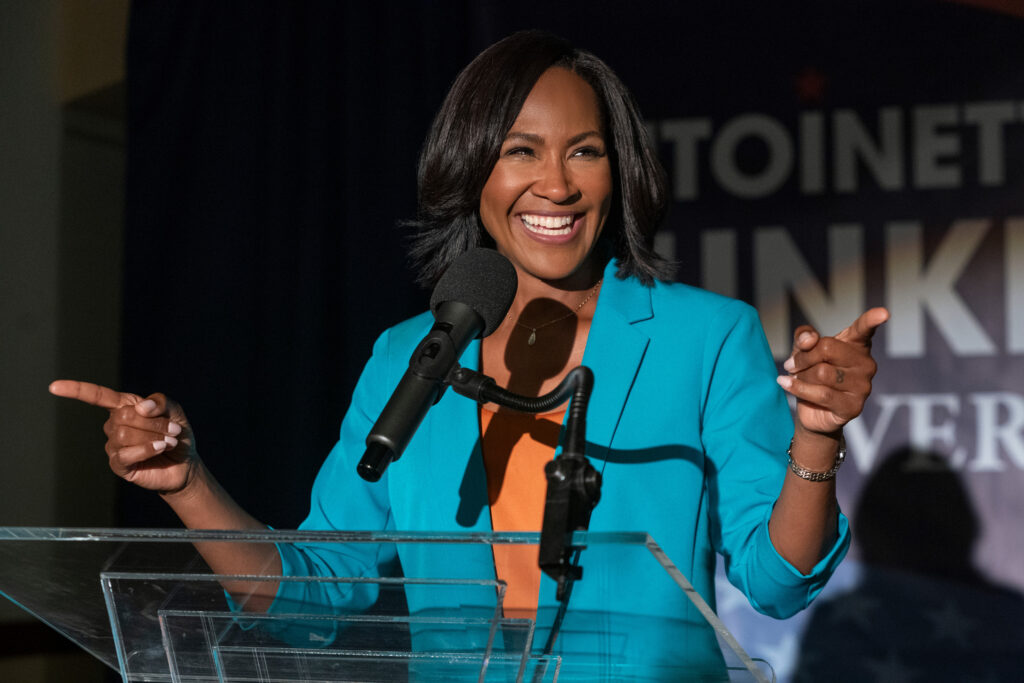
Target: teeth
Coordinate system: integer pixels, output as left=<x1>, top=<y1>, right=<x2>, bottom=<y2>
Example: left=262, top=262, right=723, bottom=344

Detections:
left=521, top=214, right=574, bottom=235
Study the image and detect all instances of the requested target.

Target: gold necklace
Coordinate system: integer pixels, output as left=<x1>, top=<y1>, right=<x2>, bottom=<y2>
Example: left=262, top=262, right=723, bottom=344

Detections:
left=509, top=279, right=603, bottom=346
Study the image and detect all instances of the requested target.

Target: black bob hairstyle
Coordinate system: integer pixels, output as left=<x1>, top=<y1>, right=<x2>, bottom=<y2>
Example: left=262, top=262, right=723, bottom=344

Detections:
left=406, top=30, right=675, bottom=288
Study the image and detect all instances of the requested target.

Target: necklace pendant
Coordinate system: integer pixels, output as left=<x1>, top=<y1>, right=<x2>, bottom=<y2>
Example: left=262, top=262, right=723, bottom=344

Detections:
left=527, top=330, right=537, bottom=346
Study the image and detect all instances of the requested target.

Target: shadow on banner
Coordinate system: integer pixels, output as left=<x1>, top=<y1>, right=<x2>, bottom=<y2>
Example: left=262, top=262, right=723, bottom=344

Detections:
left=793, top=447, right=1024, bottom=682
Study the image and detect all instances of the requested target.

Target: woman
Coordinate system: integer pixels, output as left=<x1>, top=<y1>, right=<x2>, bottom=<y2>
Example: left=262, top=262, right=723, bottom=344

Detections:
left=52, top=30, right=886, bottom=676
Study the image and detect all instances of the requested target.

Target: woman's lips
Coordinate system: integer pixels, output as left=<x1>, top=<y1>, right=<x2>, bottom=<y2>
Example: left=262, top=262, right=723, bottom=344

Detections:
left=518, top=212, right=581, bottom=242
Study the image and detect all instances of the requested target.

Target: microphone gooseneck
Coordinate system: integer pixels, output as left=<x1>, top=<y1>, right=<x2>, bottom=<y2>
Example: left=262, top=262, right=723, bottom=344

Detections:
left=447, top=362, right=599, bottom=659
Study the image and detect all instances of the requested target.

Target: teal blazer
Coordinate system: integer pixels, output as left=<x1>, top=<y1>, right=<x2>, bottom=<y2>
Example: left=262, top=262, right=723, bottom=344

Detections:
left=274, top=260, right=850, bottom=677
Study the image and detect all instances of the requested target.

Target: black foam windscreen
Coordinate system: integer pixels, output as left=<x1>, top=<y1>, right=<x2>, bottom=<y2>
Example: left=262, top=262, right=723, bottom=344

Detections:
left=429, top=248, right=518, bottom=337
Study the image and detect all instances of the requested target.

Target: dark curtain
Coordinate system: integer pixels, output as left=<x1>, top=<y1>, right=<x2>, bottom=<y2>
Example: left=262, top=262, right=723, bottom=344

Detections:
left=122, top=1, right=474, bottom=526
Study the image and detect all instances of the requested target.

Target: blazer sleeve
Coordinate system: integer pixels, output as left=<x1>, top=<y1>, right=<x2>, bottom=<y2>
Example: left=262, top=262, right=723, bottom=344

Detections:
left=699, top=299, right=850, bottom=618
left=269, top=327, right=401, bottom=615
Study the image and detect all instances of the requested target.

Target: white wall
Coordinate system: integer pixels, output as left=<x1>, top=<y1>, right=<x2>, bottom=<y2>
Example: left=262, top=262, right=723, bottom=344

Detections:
left=0, top=2, right=127, bottom=679
left=0, top=2, right=63, bottom=529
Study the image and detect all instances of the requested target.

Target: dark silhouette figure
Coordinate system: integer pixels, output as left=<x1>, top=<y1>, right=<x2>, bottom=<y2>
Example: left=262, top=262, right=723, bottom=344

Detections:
left=793, top=447, right=1024, bottom=682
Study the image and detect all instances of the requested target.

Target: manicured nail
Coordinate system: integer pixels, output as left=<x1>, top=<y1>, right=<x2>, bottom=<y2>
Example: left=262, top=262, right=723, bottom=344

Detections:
left=166, top=422, right=182, bottom=436
left=798, top=331, right=814, bottom=345
left=137, top=399, right=158, bottom=415
left=783, top=357, right=796, bottom=373
left=152, top=440, right=167, bottom=452
left=776, top=375, right=793, bottom=390
left=164, top=436, right=178, bottom=449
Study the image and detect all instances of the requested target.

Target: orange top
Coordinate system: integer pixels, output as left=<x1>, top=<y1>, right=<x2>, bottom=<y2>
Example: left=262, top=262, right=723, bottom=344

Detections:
left=480, top=406, right=565, bottom=619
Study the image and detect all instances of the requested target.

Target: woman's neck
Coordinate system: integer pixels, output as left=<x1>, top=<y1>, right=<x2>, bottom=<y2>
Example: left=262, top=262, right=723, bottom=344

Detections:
left=481, top=256, right=605, bottom=402
left=506, top=258, right=606, bottom=322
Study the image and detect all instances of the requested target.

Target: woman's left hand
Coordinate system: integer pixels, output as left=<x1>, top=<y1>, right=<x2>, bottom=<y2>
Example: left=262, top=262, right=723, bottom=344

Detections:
left=777, top=307, right=890, bottom=436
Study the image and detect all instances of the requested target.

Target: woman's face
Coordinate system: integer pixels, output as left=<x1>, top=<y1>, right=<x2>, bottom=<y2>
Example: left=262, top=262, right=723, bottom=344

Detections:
left=479, top=67, right=613, bottom=288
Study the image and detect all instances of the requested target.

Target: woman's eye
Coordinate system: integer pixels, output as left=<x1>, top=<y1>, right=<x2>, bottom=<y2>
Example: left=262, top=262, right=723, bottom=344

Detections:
left=504, top=146, right=534, bottom=157
left=572, top=146, right=605, bottom=158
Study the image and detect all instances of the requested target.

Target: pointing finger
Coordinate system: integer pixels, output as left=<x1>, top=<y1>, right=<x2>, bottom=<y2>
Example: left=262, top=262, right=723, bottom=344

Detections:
left=49, top=380, right=137, bottom=410
left=837, top=307, right=890, bottom=346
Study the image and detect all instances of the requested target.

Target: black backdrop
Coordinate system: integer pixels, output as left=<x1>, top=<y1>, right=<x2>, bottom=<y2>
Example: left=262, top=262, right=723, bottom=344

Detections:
left=123, top=0, right=462, bottom=526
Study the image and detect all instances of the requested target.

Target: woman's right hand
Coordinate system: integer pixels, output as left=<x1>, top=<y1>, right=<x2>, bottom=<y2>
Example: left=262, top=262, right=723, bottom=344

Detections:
left=49, top=380, right=198, bottom=494
left=50, top=380, right=282, bottom=593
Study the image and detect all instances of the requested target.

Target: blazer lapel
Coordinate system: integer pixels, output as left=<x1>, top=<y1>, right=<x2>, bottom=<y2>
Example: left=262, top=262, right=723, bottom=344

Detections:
left=537, top=263, right=653, bottom=611
left=578, top=262, right=653, bottom=469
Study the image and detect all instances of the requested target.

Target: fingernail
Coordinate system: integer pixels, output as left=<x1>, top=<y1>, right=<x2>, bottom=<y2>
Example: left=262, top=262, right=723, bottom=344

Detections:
left=798, top=332, right=814, bottom=345
left=783, top=357, right=796, bottom=372
left=776, top=375, right=793, bottom=390
left=152, top=440, right=167, bottom=452
left=164, top=435, right=178, bottom=448
left=166, top=422, right=182, bottom=436
left=137, top=399, right=157, bottom=415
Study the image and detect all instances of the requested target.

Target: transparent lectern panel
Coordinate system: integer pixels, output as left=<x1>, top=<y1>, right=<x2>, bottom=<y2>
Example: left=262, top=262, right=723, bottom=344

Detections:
left=0, top=528, right=773, bottom=682
left=0, top=527, right=226, bottom=670
left=105, top=574, right=508, bottom=682
left=210, top=649, right=556, bottom=683
left=160, top=610, right=536, bottom=683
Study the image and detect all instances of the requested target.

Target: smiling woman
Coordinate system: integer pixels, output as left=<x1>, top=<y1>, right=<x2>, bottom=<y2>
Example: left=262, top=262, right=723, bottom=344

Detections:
left=50, top=28, right=888, bottom=679
left=479, top=67, right=613, bottom=290
left=407, top=30, right=673, bottom=291
left=477, top=66, right=613, bottom=402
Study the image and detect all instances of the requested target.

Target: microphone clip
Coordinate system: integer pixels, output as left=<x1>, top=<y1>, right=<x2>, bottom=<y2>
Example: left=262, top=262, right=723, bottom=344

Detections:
left=446, top=364, right=600, bottom=599
left=406, top=323, right=459, bottom=401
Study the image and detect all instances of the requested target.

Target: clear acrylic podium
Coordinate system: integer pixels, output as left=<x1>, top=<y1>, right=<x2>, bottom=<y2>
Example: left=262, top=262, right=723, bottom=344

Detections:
left=0, top=528, right=773, bottom=682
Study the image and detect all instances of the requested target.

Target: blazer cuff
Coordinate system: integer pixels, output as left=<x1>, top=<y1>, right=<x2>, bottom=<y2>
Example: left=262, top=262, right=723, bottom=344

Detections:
left=749, top=508, right=851, bottom=617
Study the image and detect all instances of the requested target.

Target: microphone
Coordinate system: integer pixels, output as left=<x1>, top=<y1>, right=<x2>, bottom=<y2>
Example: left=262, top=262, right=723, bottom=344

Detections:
left=357, top=248, right=517, bottom=482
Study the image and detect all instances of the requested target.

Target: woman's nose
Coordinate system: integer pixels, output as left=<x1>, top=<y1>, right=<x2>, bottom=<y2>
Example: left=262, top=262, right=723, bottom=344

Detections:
left=532, top=158, right=581, bottom=204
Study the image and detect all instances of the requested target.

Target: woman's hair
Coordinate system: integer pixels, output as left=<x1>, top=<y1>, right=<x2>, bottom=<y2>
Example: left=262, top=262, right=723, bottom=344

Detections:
left=406, top=30, right=674, bottom=287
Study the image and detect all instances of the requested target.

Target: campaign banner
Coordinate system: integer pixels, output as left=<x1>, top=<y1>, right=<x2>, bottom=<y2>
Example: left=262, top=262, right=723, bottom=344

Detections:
left=629, top=4, right=1024, bottom=680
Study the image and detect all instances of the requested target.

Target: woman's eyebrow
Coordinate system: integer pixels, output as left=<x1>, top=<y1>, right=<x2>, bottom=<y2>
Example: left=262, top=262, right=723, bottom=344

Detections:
left=503, top=130, right=603, bottom=145
left=567, top=130, right=603, bottom=146
left=504, top=131, right=543, bottom=144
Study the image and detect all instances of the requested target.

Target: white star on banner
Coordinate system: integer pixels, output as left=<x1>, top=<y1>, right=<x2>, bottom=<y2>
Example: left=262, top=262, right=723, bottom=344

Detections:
left=825, top=593, right=881, bottom=631
left=862, top=651, right=921, bottom=683
left=924, top=600, right=975, bottom=648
